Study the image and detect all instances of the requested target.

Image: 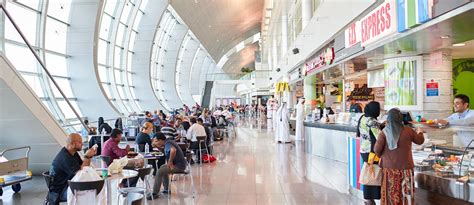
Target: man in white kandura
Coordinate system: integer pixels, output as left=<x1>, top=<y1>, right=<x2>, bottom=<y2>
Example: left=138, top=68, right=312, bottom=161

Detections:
left=276, top=102, right=291, bottom=143
left=295, top=98, right=305, bottom=141
left=272, top=100, right=279, bottom=131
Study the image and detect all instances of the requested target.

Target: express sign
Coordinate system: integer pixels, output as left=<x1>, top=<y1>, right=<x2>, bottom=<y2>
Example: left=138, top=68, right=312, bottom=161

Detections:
left=345, top=0, right=398, bottom=48
left=360, top=0, right=397, bottom=47
left=305, top=47, right=335, bottom=75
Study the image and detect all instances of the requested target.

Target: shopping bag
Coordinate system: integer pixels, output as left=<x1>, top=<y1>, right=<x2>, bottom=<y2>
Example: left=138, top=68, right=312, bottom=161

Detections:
left=359, top=162, right=382, bottom=186
left=67, top=166, right=105, bottom=205
left=202, top=154, right=217, bottom=163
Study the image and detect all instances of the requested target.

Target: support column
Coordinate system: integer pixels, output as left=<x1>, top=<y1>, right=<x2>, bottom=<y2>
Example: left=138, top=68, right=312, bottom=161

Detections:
left=281, top=3, right=288, bottom=56
left=304, top=75, right=317, bottom=112
left=301, top=0, right=313, bottom=30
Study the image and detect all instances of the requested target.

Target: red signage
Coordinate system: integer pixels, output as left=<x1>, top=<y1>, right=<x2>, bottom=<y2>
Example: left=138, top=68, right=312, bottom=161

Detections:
left=345, top=22, right=360, bottom=48
left=304, top=47, right=335, bottom=75
left=360, top=0, right=397, bottom=47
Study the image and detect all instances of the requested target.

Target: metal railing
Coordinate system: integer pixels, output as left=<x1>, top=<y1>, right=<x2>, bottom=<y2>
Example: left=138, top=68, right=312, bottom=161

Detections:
left=0, top=4, right=87, bottom=131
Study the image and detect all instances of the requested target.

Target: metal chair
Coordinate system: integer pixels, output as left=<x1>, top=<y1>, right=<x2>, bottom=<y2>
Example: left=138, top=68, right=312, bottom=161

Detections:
left=42, top=171, right=67, bottom=205
left=167, top=161, right=196, bottom=203
left=196, top=136, right=210, bottom=164
left=68, top=180, right=105, bottom=205
left=118, top=165, right=154, bottom=205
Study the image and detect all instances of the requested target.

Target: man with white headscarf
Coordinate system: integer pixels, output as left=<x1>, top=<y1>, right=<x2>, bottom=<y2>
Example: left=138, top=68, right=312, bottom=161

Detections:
left=276, top=102, right=291, bottom=143
left=295, top=98, right=305, bottom=141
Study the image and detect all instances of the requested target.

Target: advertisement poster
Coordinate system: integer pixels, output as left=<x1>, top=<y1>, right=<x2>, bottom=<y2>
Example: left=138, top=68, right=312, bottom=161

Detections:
left=453, top=59, right=474, bottom=109
left=384, top=56, right=423, bottom=110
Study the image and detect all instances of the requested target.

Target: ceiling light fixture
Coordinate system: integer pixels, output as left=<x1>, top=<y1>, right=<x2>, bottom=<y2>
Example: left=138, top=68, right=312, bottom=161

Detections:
left=440, top=35, right=450, bottom=39
left=453, top=43, right=466, bottom=47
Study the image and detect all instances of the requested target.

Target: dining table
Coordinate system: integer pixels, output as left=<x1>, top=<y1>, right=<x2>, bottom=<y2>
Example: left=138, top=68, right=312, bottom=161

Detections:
left=96, top=168, right=138, bottom=204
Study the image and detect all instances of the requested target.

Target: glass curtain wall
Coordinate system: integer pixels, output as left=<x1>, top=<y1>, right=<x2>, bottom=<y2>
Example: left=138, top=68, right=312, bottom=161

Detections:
left=3, top=0, right=83, bottom=132
left=97, top=0, right=148, bottom=115
left=150, top=9, right=177, bottom=111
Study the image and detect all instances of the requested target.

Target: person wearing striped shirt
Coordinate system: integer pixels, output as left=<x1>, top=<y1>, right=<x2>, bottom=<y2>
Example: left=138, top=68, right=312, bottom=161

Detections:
left=161, top=120, right=178, bottom=140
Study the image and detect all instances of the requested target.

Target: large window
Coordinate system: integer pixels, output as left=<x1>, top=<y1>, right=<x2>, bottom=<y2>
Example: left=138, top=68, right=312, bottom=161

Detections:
left=97, top=0, right=147, bottom=115
left=3, top=0, right=82, bottom=133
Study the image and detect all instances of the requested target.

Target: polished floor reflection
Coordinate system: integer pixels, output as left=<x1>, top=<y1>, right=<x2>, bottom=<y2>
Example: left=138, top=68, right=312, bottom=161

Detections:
left=0, top=117, right=363, bottom=205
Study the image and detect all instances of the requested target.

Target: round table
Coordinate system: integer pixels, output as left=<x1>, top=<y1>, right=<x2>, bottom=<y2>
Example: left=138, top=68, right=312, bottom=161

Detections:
left=97, top=169, right=138, bottom=204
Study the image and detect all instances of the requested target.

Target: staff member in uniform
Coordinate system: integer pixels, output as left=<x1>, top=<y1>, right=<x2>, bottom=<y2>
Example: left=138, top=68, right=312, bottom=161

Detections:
left=437, top=94, right=474, bottom=146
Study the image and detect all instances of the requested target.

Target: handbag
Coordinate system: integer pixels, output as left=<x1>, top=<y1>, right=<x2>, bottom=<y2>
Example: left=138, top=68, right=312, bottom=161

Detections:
left=202, top=154, right=217, bottom=163
left=359, top=162, right=382, bottom=186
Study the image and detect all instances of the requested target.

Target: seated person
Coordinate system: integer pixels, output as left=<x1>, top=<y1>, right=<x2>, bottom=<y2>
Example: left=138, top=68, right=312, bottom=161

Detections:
left=102, top=128, right=129, bottom=165
left=148, top=134, right=187, bottom=199
left=135, top=122, right=154, bottom=152
left=98, top=117, right=112, bottom=134
left=47, top=133, right=96, bottom=204
left=186, top=118, right=207, bottom=163
left=161, top=120, right=178, bottom=140
left=135, top=122, right=163, bottom=174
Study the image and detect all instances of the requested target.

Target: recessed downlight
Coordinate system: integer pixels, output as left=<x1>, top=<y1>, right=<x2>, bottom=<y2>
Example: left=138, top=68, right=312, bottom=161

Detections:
left=453, top=43, right=466, bottom=47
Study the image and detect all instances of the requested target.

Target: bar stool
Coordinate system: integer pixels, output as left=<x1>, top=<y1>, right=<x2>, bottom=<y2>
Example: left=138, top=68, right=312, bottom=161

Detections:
left=196, top=136, right=210, bottom=164
left=68, top=180, right=104, bottom=205
left=167, top=162, right=196, bottom=204
left=118, top=166, right=154, bottom=205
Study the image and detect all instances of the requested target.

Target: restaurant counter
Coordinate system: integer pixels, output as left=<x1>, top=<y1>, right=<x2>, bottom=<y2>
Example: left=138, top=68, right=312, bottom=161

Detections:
left=304, top=121, right=357, bottom=163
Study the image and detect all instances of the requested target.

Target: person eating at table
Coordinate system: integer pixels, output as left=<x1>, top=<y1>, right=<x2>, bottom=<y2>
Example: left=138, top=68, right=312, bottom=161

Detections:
left=46, top=133, right=97, bottom=204
left=148, top=134, right=187, bottom=199
left=102, top=128, right=129, bottom=165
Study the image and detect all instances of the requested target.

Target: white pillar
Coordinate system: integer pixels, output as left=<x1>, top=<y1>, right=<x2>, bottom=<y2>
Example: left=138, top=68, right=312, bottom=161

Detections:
left=281, top=4, right=288, bottom=56
left=301, top=0, right=313, bottom=29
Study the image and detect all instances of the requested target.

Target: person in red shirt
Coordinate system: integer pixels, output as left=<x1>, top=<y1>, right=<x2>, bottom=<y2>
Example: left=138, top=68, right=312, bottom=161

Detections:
left=102, top=128, right=129, bottom=164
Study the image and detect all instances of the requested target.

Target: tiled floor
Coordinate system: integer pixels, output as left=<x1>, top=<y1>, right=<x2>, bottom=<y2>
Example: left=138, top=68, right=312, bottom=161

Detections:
left=0, top=116, right=364, bottom=204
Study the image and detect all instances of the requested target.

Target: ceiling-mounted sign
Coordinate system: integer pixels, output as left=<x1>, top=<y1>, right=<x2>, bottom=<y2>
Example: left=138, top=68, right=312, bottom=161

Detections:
left=345, top=21, right=361, bottom=48
left=397, top=0, right=433, bottom=32
left=304, top=47, right=335, bottom=75
left=288, top=67, right=302, bottom=83
left=360, top=0, right=398, bottom=47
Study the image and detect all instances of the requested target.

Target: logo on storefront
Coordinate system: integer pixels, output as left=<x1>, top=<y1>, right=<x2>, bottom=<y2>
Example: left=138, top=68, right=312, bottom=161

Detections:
left=304, top=47, right=335, bottom=75
left=360, top=0, right=398, bottom=47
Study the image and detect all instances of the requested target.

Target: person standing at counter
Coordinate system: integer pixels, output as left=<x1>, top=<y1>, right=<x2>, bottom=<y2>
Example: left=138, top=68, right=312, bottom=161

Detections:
left=436, top=94, right=474, bottom=147
left=356, top=101, right=382, bottom=205
left=374, top=108, right=425, bottom=205
left=349, top=96, right=363, bottom=113
left=437, top=94, right=474, bottom=126
left=295, top=98, right=305, bottom=141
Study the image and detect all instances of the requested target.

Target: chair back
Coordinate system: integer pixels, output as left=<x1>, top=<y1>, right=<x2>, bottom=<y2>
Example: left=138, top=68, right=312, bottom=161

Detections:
left=128, top=193, right=144, bottom=205
left=178, top=143, right=189, bottom=151
left=196, top=136, right=206, bottom=142
left=68, top=180, right=105, bottom=195
left=100, top=155, right=111, bottom=166
left=42, top=171, right=51, bottom=187
left=137, top=166, right=153, bottom=181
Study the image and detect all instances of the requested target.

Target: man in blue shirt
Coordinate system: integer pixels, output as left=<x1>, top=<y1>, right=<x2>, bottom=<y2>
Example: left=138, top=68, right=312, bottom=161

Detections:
left=437, top=94, right=474, bottom=146
left=438, top=94, right=474, bottom=126
left=47, top=133, right=96, bottom=204
left=148, top=134, right=187, bottom=199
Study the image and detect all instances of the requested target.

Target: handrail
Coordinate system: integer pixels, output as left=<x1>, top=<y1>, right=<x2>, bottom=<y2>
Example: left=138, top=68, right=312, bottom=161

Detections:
left=0, top=4, right=87, bottom=131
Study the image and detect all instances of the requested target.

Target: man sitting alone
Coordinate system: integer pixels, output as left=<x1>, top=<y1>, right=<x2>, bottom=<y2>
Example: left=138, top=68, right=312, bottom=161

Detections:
left=148, top=134, right=187, bottom=199
left=47, top=133, right=96, bottom=204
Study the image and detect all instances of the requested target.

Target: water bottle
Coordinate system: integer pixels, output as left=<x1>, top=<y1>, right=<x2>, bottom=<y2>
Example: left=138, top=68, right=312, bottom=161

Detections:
left=134, top=143, right=139, bottom=153
left=145, top=143, right=149, bottom=154
left=101, top=129, right=106, bottom=136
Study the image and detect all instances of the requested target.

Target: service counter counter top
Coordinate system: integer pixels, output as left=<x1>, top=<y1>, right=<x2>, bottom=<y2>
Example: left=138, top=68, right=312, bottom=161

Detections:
left=303, top=121, right=357, bottom=163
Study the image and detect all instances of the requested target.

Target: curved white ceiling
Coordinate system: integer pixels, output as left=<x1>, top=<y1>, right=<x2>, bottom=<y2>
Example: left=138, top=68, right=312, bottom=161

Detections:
left=170, top=0, right=264, bottom=72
